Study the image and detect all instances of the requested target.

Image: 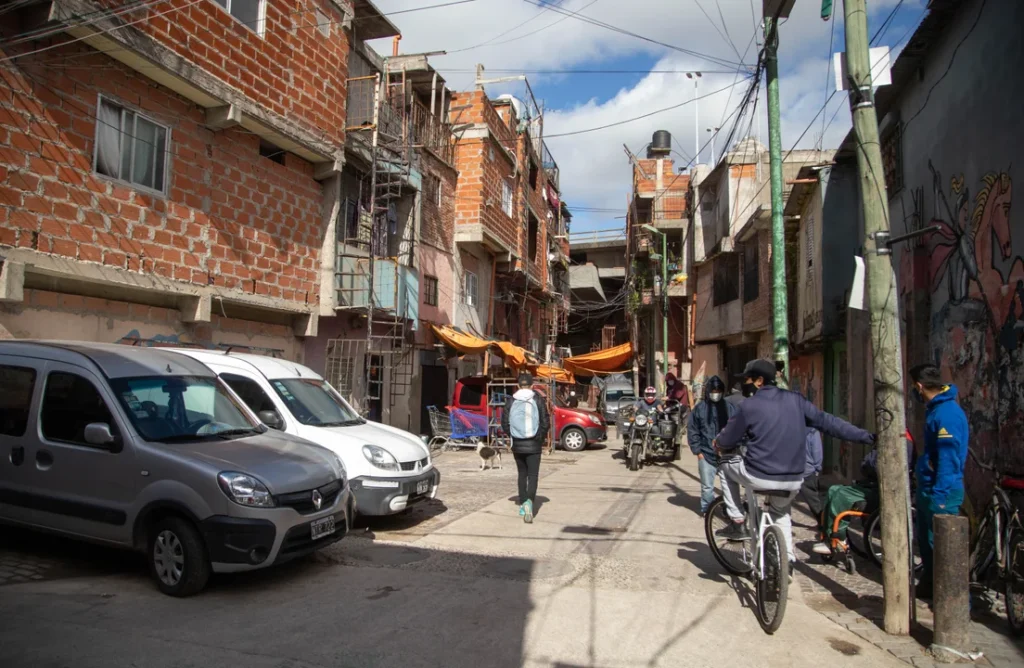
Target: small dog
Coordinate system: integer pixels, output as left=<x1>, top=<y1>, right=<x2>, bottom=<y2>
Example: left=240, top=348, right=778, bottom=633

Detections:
left=476, top=442, right=502, bottom=471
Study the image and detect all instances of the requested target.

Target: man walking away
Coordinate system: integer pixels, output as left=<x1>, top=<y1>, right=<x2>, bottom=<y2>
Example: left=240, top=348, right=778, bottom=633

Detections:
left=715, top=359, right=875, bottom=564
left=687, top=376, right=736, bottom=514
left=502, top=371, right=550, bottom=524
left=911, top=363, right=968, bottom=600
left=801, top=427, right=825, bottom=534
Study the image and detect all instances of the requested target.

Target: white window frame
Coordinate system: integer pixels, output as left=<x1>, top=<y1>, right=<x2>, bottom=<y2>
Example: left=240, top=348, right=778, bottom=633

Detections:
left=464, top=271, right=479, bottom=307
left=501, top=180, right=513, bottom=217
left=92, top=95, right=171, bottom=196
left=209, top=0, right=267, bottom=37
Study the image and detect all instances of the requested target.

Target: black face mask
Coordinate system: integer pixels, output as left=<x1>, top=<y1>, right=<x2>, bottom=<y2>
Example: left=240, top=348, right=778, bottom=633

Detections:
left=742, top=382, right=757, bottom=397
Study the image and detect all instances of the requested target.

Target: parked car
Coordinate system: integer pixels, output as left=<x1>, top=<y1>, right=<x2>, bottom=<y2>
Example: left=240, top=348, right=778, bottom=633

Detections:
left=0, top=341, right=352, bottom=597
left=167, top=349, right=439, bottom=517
left=599, top=380, right=635, bottom=431
left=452, top=375, right=607, bottom=452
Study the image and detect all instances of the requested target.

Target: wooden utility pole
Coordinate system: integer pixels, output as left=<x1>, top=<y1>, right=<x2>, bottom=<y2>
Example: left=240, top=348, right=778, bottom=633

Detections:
left=841, top=0, right=911, bottom=635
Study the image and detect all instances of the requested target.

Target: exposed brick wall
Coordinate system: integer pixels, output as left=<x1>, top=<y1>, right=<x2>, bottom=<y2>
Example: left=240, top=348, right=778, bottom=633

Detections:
left=418, top=150, right=456, bottom=252
left=450, top=91, right=519, bottom=255
left=519, top=133, right=548, bottom=285
left=0, top=42, right=323, bottom=304
left=89, top=0, right=351, bottom=145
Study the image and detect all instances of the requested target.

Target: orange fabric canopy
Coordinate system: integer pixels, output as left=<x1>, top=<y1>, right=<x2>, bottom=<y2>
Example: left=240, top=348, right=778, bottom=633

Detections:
left=431, top=325, right=528, bottom=368
left=562, top=342, right=634, bottom=376
left=529, top=364, right=575, bottom=384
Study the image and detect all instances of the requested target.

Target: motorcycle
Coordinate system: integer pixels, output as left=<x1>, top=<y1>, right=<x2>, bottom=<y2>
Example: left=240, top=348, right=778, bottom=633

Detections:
left=622, top=401, right=685, bottom=470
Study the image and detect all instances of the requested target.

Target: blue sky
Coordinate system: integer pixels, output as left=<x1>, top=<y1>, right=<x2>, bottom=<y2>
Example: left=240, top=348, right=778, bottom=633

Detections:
left=372, top=0, right=927, bottom=233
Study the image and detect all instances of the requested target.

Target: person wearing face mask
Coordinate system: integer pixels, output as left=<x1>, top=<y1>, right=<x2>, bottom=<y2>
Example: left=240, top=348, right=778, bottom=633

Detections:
left=713, top=359, right=876, bottom=567
left=910, top=363, right=968, bottom=601
left=687, top=376, right=736, bottom=515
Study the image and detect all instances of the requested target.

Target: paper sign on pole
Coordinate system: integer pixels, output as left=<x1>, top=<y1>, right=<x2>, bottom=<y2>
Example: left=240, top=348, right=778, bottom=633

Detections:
left=849, top=256, right=866, bottom=310
left=834, top=47, right=892, bottom=91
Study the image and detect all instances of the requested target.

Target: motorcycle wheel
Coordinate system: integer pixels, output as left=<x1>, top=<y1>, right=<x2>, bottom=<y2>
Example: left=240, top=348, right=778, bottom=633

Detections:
left=628, top=443, right=641, bottom=471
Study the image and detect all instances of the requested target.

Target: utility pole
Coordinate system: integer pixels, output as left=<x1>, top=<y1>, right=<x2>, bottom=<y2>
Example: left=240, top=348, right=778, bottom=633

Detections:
left=643, top=225, right=669, bottom=392
left=763, top=14, right=790, bottom=378
left=842, top=0, right=910, bottom=635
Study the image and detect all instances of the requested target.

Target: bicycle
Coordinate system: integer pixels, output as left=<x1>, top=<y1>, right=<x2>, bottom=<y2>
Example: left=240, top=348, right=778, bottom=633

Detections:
left=705, top=489, right=790, bottom=634
left=966, top=447, right=1024, bottom=635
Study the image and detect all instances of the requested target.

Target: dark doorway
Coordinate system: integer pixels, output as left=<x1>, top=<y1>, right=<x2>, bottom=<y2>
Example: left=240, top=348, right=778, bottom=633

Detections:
left=723, top=344, right=758, bottom=383
left=420, top=363, right=449, bottom=437
left=367, top=354, right=383, bottom=422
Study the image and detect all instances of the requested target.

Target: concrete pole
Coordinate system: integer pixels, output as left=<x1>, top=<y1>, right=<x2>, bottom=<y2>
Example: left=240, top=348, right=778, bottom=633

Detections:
left=931, top=515, right=971, bottom=660
left=842, top=0, right=911, bottom=635
left=661, top=231, right=668, bottom=389
left=763, top=17, right=790, bottom=377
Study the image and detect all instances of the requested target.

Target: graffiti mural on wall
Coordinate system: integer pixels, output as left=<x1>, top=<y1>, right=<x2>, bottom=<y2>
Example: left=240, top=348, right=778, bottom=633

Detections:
left=896, top=163, right=1024, bottom=470
left=789, top=354, right=822, bottom=407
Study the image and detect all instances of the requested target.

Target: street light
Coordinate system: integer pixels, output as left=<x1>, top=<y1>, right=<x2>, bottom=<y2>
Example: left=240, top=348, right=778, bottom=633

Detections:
left=641, top=224, right=668, bottom=392
left=706, top=126, right=721, bottom=165
left=686, top=71, right=702, bottom=164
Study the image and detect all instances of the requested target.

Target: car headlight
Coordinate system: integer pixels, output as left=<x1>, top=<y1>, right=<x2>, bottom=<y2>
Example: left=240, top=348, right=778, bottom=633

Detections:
left=588, top=414, right=602, bottom=425
left=217, top=472, right=275, bottom=508
left=362, top=444, right=400, bottom=471
left=330, top=453, right=347, bottom=482
left=635, top=414, right=648, bottom=427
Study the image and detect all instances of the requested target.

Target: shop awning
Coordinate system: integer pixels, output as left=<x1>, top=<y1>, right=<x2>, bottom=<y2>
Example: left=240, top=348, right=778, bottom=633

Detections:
left=431, top=325, right=528, bottom=368
left=562, top=342, right=634, bottom=376
left=530, top=364, right=575, bottom=384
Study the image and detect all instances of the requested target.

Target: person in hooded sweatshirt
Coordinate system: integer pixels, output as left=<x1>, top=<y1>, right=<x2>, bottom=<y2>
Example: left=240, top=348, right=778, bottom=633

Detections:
left=501, top=371, right=550, bottom=524
left=687, top=376, right=736, bottom=514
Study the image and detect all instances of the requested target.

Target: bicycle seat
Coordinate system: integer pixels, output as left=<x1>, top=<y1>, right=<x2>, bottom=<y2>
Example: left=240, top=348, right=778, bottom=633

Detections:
left=1001, top=475, right=1024, bottom=491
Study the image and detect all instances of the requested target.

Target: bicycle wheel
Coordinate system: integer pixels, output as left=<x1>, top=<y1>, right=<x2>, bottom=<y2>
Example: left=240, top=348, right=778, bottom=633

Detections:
left=704, top=496, right=753, bottom=576
left=970, top=508, right=1000, bottom=584
left=757, top=524, right=789, bottom=634
left=865, top=508, right=923, bottom=572
left=1005, top=528, right=1024, bottom=636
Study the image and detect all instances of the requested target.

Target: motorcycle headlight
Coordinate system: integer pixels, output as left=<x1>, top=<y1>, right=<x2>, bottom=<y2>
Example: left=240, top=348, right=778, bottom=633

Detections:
left=635, top=414, right=648, bottom=427
left=588, top=414, right=602, bottom=425
left=362, top=444, right=400, bottom=471
left=217, top=472, right=275, bottom=508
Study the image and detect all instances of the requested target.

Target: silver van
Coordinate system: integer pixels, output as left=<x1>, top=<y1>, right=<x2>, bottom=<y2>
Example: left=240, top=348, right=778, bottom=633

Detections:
left=0, top=341, right=354, bottom=596
left=600, top=381, right=636, bottom=429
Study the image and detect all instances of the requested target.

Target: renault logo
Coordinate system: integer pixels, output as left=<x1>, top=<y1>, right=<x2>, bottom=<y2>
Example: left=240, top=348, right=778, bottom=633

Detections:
left=312, top=489, right=323, bottom=510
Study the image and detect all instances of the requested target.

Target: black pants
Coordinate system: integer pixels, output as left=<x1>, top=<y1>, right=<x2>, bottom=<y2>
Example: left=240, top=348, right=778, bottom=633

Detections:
left=800, top=472, right=824, bottom=530
left=514, top=452, right=541, bottom=505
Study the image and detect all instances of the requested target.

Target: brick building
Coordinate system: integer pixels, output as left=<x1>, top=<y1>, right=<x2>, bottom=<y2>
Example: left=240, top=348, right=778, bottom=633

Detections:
left=688, top=138, right=830, bottom=388
left=0, top=0, right=368, bottom=358
left=624, top=132, right=690, bottom=391
left=447, top=81, right=569, bottom=377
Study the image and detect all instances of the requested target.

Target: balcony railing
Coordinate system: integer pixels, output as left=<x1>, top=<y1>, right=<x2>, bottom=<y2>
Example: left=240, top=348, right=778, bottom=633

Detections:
left=410, top=99, right=454, bottom=165
left=542, top=141, right=559, bottom=192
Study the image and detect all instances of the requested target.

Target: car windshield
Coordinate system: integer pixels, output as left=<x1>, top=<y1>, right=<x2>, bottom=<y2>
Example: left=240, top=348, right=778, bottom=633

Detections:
left=270, top=378, right=363, bottom=427
left=111, top=376, right=261, bottom=443
left=606, top=390, right=634, bottom=403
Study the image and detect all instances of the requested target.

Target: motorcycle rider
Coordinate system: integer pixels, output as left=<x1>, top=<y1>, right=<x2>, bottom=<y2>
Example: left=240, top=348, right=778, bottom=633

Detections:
left=687, top=376, right=736, bottom=514
left=714, top=359, right=875, bottom=564
left=633, top=385, right=664, bottom=413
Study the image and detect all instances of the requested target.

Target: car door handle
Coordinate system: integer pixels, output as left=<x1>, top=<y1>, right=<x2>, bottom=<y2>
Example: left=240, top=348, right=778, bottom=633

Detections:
left=35, top=449, right=53, bottom=470
left=10, top=446, right=25, bottom=466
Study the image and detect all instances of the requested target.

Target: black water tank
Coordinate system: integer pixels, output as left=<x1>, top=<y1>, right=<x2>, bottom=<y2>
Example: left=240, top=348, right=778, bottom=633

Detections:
left=650, top=130, right=671, bottom=155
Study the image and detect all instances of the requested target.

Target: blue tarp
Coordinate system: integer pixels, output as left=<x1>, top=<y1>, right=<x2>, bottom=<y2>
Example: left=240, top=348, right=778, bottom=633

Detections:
left=449, top=408, right=488, bottom=439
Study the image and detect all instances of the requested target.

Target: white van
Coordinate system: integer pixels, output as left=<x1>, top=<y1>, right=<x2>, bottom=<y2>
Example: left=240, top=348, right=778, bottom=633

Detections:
left=168, top=350, right=439, bottom=517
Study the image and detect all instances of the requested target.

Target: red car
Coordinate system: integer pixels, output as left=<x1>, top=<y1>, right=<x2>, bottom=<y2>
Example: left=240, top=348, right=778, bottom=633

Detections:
left=452, top=376, right=608, bottom=452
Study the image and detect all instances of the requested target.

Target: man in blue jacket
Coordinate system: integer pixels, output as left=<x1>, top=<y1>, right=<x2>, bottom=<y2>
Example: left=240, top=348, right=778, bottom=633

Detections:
left=715, top=359, right=876, bottom=564
left=910, top=363, right=969, bottom=600
left=687, top=375, right=736, bottom=514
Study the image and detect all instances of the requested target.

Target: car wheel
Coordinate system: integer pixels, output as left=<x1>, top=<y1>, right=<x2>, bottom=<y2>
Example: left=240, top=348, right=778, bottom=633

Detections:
left=149, top=516, right=211, bottom=597
left=561, top=427, right=587, bottom=452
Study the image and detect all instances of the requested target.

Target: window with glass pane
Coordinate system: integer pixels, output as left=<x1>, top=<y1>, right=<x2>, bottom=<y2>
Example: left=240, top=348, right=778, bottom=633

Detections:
left=94, top=98, right=168, bottom=193
left=211, top=0, right=264, bottom=33
left=424, top=275, right=439, bottom=306
left=502, top=180, right=514, bottom=217
left=0, top=365, right=36, bottom=437
left=41, top=372, right=118, bottom=446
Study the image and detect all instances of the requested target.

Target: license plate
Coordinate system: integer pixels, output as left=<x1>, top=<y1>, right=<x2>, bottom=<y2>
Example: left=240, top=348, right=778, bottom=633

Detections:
left=310, top=515, right=336, bottom=540
left=416, top=479, right=430, bottom=495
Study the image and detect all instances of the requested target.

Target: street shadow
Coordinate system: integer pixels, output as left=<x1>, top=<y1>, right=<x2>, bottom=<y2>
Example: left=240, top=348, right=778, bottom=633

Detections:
left=0, top=526, right=145, bottom=586
left=0, top=538, right=536, bottom=668
left=355, top=498, right=450, bottom=533
left=506, top=494, right=551, bottom=514
left=664, top=460, right=702, bottom=485
left=664, top=480, right=703, bottom=516
left=676, top=540, right=727, bottom=584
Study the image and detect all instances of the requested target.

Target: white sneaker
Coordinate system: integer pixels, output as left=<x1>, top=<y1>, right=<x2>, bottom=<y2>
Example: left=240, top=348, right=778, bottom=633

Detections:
left=812, top=542, right=832, bottom=556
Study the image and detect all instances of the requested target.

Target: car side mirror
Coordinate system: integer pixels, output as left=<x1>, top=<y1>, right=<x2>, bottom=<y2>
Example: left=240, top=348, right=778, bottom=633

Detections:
left=84, top=423, right=121, bottom=452
left=258, top=410, right=284, bottom=431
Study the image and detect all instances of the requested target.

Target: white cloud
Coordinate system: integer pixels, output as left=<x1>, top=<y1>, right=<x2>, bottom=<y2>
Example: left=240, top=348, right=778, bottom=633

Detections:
left=372, top=0, right=923, bottom=231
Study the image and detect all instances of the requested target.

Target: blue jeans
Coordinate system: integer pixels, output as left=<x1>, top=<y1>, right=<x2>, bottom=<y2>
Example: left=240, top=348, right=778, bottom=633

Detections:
left=698, top=456, right=718, bottom=514
left=916, top=485, right=965, bottom=589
